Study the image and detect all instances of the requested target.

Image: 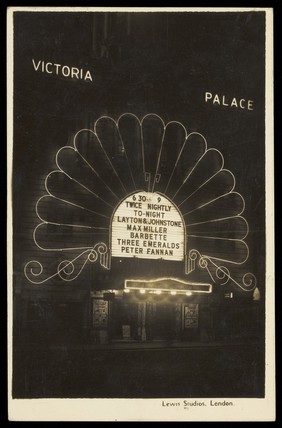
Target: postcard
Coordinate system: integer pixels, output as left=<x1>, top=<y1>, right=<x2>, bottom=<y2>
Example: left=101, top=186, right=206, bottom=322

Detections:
left=7, top=7, right=275, bottom=421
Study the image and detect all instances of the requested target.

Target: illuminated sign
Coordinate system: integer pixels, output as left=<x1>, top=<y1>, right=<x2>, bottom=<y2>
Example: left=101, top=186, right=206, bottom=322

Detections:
left=111, top=191, right=185, bottom=261
left=125, top=278, right=212, bottom=294
left=24, top=113, right=257, bottom=292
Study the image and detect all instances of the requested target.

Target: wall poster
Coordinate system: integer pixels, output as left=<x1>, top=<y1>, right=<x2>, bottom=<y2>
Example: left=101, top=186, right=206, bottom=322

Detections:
left=92, top=299, right=108, bottom=329
left=7, top=6, right=275, bottom=422
left=183, top=304, right=199, bottom=329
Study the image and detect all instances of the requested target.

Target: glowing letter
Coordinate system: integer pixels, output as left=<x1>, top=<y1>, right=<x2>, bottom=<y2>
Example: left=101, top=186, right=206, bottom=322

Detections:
left=205, top=92, right=212, bottom=102
left=239, top=99, right=246, bottom=109
left=45, top=62, right=52, bottom=74
left=32, top=59, right=41, bottom=71
left=222, top=95, right=228, bottom=106
left=231, top=98, right=238, bottom=108
left=62, top=66, right=70, bottom=77
left=54, top=64, right=61, bottom=74
left=84, top=70, right=93, bottom=81
left=71, top=67, right=79, bottom=79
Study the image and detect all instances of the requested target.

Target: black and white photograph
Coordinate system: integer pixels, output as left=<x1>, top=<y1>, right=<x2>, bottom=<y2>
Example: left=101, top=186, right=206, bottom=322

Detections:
left=7, top=6, right=275, bottom=422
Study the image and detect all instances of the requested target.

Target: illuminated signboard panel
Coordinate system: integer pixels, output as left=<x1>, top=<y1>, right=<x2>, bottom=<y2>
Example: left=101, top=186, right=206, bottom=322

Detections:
left=111, top=191, right=185, bottom=261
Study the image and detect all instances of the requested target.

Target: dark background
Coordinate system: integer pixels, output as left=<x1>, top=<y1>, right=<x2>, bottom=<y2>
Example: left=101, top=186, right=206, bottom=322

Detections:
left=13, top=11, right=265, bottom=281
left=12, top=10, right=266, bottom=399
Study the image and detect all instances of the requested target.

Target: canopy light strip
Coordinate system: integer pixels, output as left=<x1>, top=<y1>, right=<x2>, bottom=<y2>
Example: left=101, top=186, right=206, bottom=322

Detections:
left=125, top=278, right=212, bottom=294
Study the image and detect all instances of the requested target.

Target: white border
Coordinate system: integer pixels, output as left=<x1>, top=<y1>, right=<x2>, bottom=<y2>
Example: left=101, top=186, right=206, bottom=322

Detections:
left=7, top=6, right=272, bottom=12
left=7, top=4, right=14, bottom=421
left=7, top=7, right=275, bottom=422
left=264, top=5, right=275, bottom=419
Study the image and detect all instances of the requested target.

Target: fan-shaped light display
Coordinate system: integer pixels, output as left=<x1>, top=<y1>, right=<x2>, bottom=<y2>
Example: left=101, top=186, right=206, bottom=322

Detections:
left=24, top=113, right=256, bottom=292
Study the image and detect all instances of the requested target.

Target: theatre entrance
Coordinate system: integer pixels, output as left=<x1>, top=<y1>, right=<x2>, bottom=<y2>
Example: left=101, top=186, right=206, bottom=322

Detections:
left=92, top=293, right=204, bottom=343
left=148, top=304, right=177, bottom=340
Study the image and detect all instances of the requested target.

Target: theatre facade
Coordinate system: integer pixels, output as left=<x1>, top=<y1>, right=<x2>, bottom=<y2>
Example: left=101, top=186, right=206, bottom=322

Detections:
left=14, top=113, right=263, bottom=348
